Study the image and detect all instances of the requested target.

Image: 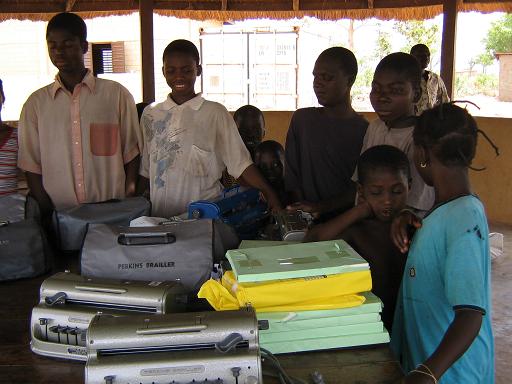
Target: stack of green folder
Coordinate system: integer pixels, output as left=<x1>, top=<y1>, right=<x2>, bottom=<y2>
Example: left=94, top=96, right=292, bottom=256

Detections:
left=236, top=240, right=389, bottom=354
left=230, top=240, right=370, bottom=282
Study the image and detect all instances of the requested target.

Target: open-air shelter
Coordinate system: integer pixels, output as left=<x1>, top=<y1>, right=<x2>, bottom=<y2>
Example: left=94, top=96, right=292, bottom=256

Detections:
left=2, top=0, right=511, bottom=223
left=1, top=0, right=512, bottom=102
left=0, top=2, right=511, bottom=244
left=0, top=2, right=512, bottom=384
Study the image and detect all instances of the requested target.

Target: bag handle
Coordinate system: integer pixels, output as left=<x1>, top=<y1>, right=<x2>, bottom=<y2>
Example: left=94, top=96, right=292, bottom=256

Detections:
left=117, top=232, right=176, bottom=246
left=88, top=198, right=121, bottom=205
left=158, top=217, right=195, bottom=225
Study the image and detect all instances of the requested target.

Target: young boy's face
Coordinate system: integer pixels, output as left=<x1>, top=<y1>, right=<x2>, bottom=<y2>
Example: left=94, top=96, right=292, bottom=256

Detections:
left=254, top=150, right=284, bottom=184
left=235, top=112, right=265, bottom=156
left=162, top=52, right=201, bottom=104
left=313, top=56, right=352, bottom=107
left=46, top=29, right=87, bottom=73
left=359, top=168, right=409, bottom=222
left=370, top=69, right=418, bottom=127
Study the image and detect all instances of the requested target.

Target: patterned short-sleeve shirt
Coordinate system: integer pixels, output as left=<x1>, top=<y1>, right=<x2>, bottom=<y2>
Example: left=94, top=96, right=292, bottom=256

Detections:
left=414, top=71, right=450, bottom=115
left=139, top=95, right=253, bottom=217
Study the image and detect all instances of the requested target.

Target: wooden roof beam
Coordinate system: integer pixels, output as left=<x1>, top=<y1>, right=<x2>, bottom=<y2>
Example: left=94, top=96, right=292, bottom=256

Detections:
left=65, top=0, right=77, bottom=12
left=2, top=0, right=512, bottom=14
left=0, top=1, right=138, bottom=13
left=462, top=0, right=512, bottom=3
left=152, top=0, right=443, bottom=11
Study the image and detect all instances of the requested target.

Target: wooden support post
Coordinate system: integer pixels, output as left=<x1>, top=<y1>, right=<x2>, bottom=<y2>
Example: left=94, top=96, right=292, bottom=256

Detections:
left=293, top=0, right=300, bottom=11
left=440, top=0, right=457, bottom=99
left=221, top=0, right=228, bottom=11
left=367, top=0, right=374, bottom=9
left=65, top=0, right=77, bottom=12
left=139, top=0, right=155, bottom=103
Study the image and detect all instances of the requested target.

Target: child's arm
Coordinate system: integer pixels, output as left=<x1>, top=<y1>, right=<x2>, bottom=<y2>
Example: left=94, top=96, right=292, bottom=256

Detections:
left=136, top=175, right=150, bottom=197
left=391, top=209, right=422, bottom=253
left=137, top=110, right=151, bottom=198
left=239, top=164, right=282, bottom=212
left=283, top=114, right=305, bottom=204
left=288, top=183, right=357, bottom=218
left=25, top=171, right=54, bottom=218
left=303, top=201, right=371, bottom=242
left=118, top=86, right=142, bottom=198
left=124, top=155, right=140, bottom=197
left=403, top=309, right=483, bottom=383
left=287, top=189, right=304, bottom=205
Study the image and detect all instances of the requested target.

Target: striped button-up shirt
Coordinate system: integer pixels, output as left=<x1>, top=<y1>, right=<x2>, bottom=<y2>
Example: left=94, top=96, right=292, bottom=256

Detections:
left=0, top=125, right=17, bottom=196
left=18, top=70, right=140, bottom=209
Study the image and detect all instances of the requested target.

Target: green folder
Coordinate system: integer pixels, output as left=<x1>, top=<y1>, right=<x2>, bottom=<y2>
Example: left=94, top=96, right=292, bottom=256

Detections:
left=260, top=312, right=381, bottom=333
left=257, top=292, right=382, bottom=322
left=260, top=321, right=384, bottom=343
left=239, top=240, right=299, bottom=249
left=226, top=240, right=369, bottom=283
left=260, top=330, right=390, bottom=354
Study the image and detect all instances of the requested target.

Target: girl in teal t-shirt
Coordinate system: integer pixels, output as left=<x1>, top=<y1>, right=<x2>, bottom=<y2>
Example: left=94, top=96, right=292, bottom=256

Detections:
left=391, top=103, right=498, bottom=383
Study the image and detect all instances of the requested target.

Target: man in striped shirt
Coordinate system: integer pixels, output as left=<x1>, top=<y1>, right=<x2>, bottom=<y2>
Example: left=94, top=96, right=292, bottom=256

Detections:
left=17, top=13, right=140, bottom=218
left=0, top=79, right=18, bottom=196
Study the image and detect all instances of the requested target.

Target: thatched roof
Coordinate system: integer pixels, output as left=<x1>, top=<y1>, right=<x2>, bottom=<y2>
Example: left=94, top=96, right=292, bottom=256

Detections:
left=0, top=0, right=511, bottom=22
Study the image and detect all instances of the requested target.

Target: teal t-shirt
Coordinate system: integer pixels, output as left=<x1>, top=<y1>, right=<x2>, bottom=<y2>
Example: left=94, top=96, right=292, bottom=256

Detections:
left=391, top=195, right=494, bottom=383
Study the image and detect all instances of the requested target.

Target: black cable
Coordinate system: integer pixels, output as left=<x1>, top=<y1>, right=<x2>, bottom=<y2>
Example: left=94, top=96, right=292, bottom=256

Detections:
left=261, top=348, right=308, bottom=384
left=261, top=350, right=290, bottom=384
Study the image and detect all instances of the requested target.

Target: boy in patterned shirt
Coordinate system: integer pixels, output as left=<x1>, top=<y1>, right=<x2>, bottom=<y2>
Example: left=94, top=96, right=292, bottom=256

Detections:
left=139, top=40, right=280, bottom=217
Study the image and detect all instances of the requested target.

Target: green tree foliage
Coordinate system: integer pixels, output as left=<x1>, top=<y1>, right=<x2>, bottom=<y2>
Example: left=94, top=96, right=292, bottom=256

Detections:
left=374, top=30, right=392, bottom=60
left=455, top=73, right=498, bottom=98
left=393, top=20, right=440, bottom=54
left=484, top=14, right=512, bottom=55
left=475, top=53, right=494, bottom=73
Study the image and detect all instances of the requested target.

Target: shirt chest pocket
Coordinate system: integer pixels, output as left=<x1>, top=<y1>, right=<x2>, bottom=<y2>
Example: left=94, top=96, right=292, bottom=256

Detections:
left=187, top=145, right=216, bottom=177
left=90, top=123, right=119, bottom=156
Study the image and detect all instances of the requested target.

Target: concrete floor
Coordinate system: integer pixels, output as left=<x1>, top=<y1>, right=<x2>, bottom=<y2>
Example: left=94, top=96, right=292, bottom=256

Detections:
left=490, top=223, right=512, bottom=384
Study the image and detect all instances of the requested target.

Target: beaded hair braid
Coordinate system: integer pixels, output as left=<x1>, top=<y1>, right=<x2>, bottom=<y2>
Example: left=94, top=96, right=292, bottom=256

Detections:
left=413, top=101, right=499, bottom=170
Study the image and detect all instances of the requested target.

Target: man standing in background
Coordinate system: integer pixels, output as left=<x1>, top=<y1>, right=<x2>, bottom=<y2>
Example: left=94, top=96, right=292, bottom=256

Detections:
left=410, top=43, right=450, bottom=115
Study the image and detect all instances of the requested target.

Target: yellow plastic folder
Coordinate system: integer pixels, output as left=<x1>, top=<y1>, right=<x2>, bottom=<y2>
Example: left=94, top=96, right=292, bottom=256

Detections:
left=198, top=270, right=372, bottom=312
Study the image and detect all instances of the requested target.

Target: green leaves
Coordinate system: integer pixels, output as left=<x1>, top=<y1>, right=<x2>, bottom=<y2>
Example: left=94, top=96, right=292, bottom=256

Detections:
left=484, top=14, right=512, bottom=55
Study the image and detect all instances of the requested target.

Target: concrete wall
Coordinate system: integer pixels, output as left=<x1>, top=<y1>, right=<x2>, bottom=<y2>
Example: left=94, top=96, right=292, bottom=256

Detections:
left=498, top=54, right=512, bottom=102
left=469, top=116, right=512, bottom=224
left=259, top=110, right=512, bottom=224
left=8, top=109, right=511, bottom=223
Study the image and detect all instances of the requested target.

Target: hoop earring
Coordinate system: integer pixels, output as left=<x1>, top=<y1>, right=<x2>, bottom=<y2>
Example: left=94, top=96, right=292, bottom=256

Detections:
left=420, top=161, right=428, bottom=168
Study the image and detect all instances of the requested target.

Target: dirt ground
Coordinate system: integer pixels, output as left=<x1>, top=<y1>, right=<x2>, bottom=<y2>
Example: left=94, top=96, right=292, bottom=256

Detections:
left=490, top=223, right=512, bottom=384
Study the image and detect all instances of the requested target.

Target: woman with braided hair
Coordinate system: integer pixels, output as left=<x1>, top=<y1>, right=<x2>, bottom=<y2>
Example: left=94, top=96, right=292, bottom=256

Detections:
left=391, top=103, right=497, bottom=384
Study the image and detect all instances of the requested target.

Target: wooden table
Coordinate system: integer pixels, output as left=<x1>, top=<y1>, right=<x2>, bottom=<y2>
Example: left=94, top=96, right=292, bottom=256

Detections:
left=0, top=258, right=403, bottom=384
